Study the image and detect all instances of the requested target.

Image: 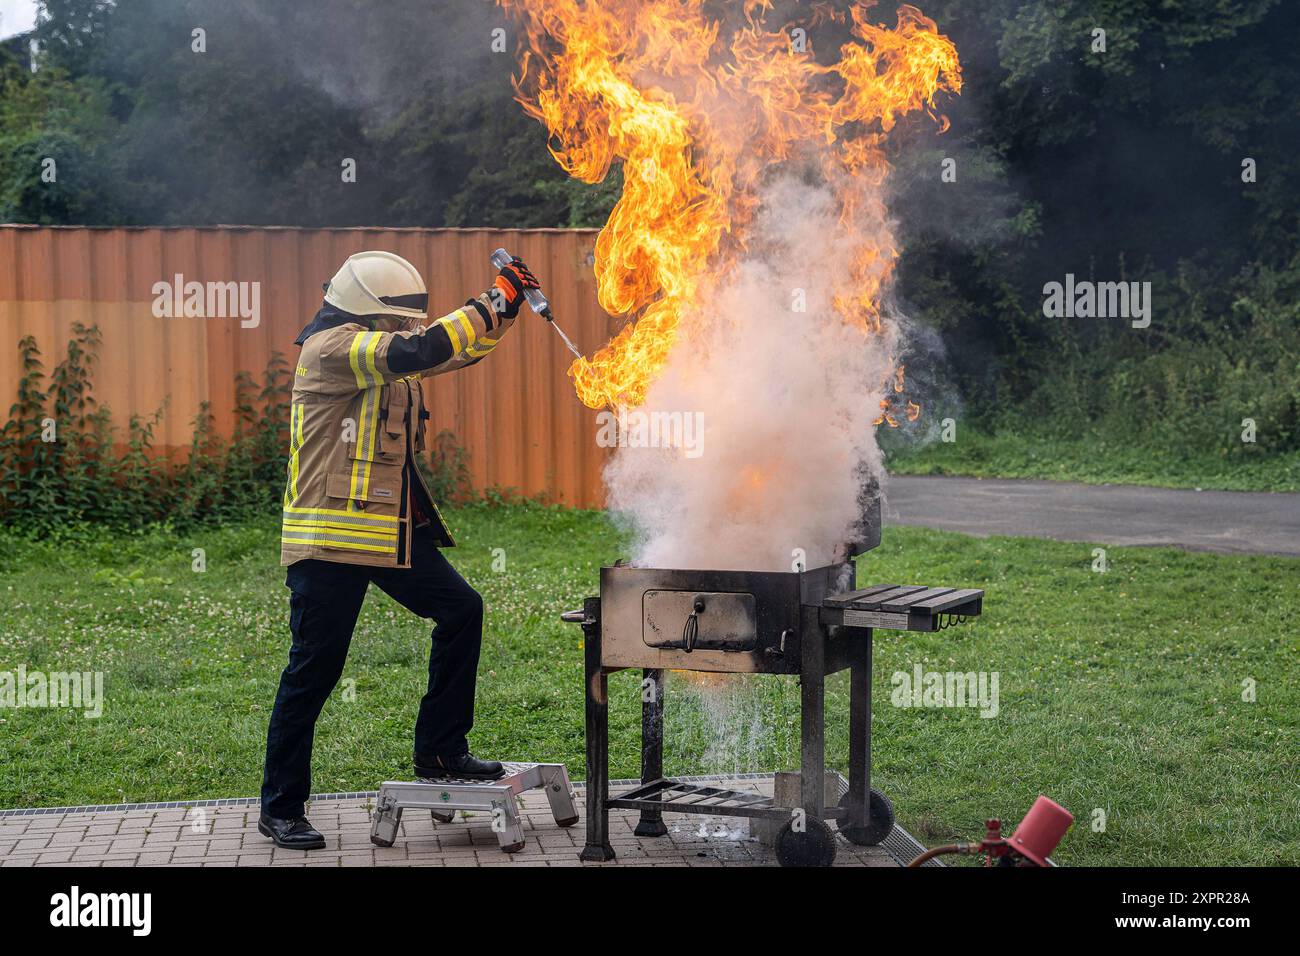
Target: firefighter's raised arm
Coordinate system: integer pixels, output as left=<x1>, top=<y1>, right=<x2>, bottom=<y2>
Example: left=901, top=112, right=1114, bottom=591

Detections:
left=388, top=257, right=539, bottom=377
left=310, top=252, right=540, bottom=390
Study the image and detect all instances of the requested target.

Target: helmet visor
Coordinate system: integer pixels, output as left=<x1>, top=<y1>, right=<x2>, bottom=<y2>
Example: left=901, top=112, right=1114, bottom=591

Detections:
left=379, top=292, right=429, bottom=313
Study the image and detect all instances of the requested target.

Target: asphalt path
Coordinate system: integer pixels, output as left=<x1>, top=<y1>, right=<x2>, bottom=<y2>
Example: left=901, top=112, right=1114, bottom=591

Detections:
left=882, top=475, right=1300, bottom=557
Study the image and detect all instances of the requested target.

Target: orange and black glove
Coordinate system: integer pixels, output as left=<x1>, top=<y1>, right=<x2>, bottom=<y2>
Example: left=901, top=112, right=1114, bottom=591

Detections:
left=490, top=257, right=541, bottom=320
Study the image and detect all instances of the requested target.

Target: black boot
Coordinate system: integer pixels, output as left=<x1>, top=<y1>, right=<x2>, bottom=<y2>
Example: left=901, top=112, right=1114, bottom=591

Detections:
left=258, top=814, right=327, bottom=850
left=414, top=751, right=505, bottom=781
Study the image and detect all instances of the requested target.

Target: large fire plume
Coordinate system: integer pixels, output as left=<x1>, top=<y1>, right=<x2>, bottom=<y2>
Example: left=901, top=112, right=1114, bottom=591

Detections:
left=506, top=0, right=961, bottom=570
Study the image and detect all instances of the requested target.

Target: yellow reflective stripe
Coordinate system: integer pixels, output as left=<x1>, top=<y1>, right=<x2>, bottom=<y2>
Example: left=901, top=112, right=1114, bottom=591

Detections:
left=281, top=525, right=396, bottom=542
left=281, top=526, right=396, bottom=544
left=349, top=387, right=372, bottom=499
left=283, top=505, right=397, bottom=524
left=282, top=513, right=397, bottom=530
left=283, top=514, right=395, bottom=531
left=441, top=316, right=463, bottom=355
left=282, top=529, right=394, bottom=546
left=349, top=385, right=381, bottom=502
left=465, top=332, right=500, bottom=359
left=280, top=534, right=396, bottom=554
left=364, top=331, right=381, bottom=385
left=282, top=520, right=396, bottom=541
left=287, top=404, right=304, bottom=504
left=349, top=460, right=370, bottom=505
left=349, top=462, right=362, bottom=503
left=347, top=332, right=382, bottom=389
left=348, top=333, right=369, bottom=388
left=455, top=310, right=477, bottom=350
left=362, top=388, right=380, bottom=462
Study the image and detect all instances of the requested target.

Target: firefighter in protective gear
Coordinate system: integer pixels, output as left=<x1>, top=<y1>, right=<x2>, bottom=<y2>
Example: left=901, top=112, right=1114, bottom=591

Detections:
left=259, top=250, right=541, bottom=850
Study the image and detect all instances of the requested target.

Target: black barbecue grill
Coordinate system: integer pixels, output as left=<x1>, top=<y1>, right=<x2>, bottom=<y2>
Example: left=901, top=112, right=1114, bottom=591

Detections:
left=561, top=496, right=984, bottom=866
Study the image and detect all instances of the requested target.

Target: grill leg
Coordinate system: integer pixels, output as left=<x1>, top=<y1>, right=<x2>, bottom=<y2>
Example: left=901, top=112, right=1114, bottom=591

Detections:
left=579, top=598, right=615, bottom=862
left=847, top=631, right=872, bottom=830
left=799, top=611, right=827, bottom=826
left=634, top=668, right=668, bottom=837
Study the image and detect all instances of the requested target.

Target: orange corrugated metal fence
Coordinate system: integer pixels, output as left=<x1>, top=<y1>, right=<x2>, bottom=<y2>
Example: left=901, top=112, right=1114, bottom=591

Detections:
left=0, top=225, right=614, bottom=508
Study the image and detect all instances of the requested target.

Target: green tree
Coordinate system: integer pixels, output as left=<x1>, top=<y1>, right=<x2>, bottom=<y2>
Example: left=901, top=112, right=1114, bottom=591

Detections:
left=0, top=56, right=122, bottom=222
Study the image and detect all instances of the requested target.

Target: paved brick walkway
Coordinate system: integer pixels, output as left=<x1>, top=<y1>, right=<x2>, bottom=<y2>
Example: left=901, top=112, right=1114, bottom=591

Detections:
left=0, top=777, right=899, bottom=868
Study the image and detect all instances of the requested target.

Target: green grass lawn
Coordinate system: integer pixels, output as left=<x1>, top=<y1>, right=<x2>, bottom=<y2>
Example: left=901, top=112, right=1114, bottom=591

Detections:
left=884, top=429, right=1300, bottom=492
left=1, top=503, right=1296, bottom=866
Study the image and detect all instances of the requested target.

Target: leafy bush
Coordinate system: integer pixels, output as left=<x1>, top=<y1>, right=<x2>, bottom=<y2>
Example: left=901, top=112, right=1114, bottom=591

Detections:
left=1, top=325, right=484, bottom=533
left=0, top=324, right=291, bottom=533
left=996, top=258, right=1300, bottom=462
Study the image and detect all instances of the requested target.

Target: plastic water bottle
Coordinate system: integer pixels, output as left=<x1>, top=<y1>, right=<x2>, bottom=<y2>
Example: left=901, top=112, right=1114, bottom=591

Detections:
left=491, top=248, right=552, bottom=319
left=489, top=247, right=582, bottom=359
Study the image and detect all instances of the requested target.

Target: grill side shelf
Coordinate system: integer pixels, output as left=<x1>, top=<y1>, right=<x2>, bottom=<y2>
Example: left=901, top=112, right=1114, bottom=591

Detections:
left=879, top=587, right=957, bottom=611
left=821, top=584, right=899, bottom=606
left=820, top=585, right=984, bottom=632
left=908, top=588, right=984, bottom=614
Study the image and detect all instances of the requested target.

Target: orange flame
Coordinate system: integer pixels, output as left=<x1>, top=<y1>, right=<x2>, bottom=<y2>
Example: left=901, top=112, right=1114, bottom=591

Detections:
left=506, top=1, right=960, bottom=410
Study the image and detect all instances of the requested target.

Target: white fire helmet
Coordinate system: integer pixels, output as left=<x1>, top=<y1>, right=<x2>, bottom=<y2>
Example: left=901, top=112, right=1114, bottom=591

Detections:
left=323, top=251, right=429, bottom=324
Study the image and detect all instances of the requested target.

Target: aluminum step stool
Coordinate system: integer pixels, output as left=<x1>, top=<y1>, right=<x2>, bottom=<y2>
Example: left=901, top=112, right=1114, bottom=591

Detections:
left=370, top=762, right=578, bottom=853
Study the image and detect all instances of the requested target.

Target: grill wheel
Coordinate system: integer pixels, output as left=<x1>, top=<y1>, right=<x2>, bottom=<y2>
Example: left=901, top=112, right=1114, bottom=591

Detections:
left=835, top=788, right=895, bottom=846
left=775, top=817, right=837, bottom=867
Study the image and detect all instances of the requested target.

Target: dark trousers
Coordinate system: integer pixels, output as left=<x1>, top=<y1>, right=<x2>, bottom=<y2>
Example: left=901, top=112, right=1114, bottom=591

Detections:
left=261, top=531, right=485, bottom=819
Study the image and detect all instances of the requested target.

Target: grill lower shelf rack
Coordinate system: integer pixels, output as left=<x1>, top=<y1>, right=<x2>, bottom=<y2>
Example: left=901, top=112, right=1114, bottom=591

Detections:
left=609, top=778, right=807, bottom=822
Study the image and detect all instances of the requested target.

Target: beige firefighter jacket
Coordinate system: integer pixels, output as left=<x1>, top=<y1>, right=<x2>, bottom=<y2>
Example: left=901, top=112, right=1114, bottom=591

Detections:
left=280, top=291, right=514, bottom=568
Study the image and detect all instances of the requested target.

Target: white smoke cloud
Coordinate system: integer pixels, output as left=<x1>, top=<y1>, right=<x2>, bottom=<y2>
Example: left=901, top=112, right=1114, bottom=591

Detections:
left=604, top=170, right=900, bottom=571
